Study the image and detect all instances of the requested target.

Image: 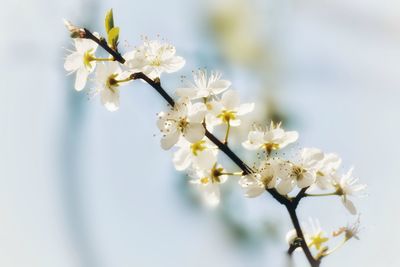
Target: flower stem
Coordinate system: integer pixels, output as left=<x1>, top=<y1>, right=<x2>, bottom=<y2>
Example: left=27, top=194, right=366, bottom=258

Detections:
left=93, top=57, right=114, bottom=61
left=224, top=121, right=231, bottom=145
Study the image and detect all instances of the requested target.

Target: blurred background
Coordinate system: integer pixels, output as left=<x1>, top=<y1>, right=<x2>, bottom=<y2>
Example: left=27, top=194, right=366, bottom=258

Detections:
left=1, top=0, right=400, bottom=266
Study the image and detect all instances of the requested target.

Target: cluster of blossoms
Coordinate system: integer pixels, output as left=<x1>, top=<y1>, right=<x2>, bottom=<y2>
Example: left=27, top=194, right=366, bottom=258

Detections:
left=63, top=10, right=367, bottom=266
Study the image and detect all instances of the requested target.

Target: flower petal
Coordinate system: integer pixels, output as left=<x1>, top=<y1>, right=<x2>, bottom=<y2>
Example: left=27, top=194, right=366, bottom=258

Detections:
left=160, top=131, right=181, bottom=150
left=276, top=179, right=295, bottom=195
left=100, top=87, right=120, bottom=112
left=64, top=52, right=82, bottom=71
left=237, top=102, right=255, bottom=115
left=74, top=68, right=89, bottom=91
left=221, top=90, right=240, bottom=110
left=184, top=123, right=205, bottom=143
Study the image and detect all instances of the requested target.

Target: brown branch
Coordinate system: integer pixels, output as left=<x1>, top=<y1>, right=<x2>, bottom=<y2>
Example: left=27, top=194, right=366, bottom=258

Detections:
left=80, top=28, right=320, bottom=267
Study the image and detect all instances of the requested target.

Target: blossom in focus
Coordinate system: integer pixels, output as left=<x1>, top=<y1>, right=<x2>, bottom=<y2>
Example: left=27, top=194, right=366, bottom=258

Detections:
left=157, top=98, right=207, bottom=150
left=275, top=148, right=323, bottom=195
left=172, top=138, right=218, bottom=171
left=238, top=159, right=279, bottom=197
left=333, top=168, right=366, bottom=215
left=124, top=39, right=185, bottom=79
left=175, top=69, right=231, bottom=99
left=93, top=62, right=130, bottom=112
left=64, top=34, right=99, bottom=91
left=206, top=90, right=254, bottom=127
left=190, top=164, right=228, bottom=207
left=242, top=121, right=298, bottom=153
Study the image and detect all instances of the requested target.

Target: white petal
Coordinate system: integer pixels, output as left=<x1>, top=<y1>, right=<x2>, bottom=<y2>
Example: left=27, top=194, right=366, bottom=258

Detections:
left=188, top=102, right=207, bottom=123
left=279, top=131, right=299, bottom=147
left=276, top=179, right=295, bottom=195
left=244, top=186, right=265, bottom=198
left=209, top=79, right=231, bottom=95
left=342, top=198, right=357, bottom=215
left=202, top=183, right=220, bottom=207
left=75, top=38, right=98, bottom=53
left=175, top=87, right=197, bottom=99
left=192, top=149, right=217, bottom=170
left=184, top=123, right=205, bottom=143
left=221, top=90, right=240, bottom=110
left=163, top=56, right=186, bottom=73
left=229, top=119, right=241, bottom=127
left=301, top=148, right=324, bottom=168
left=64, top=52, right=82, bottom=71
left=74, top=68, right=89, bottom=91
left=237, top=102, right=255, bottom=115
left=297, top=171, right=315, bottom=188
left=172, top=147, right=191, bottom=171
left=242, top=140, right=260, bottom=150
left=161, top=131, right=181, bottom=150
left=100, top=87, right=120, bottom=112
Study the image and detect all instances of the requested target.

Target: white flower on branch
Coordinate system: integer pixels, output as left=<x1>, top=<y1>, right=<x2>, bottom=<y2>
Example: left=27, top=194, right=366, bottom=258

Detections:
left=176, top=69, right=231, bottom=99
left=157, top=98, right=207, bottom=150
left=275, top=148, right=323, bottom=195
left=124, top=39, right=185, bottom=79
left=238, top=158, right=280, bottom=197
left=64, top=34, right=99, bottom=91
left=93, top=62, right=131, bottom=112
left=190, top=164, right=228, bottom=207
left=172, top=138, right=218, bottom=171
left=303, top=218, right=329, bottom=251
left=242, top=121, right=298, bottom=153
left=333, top=215, right=361, bottom=241
left=206, top=90, right=254, bottom=127
left=313, top=152, right=342, bottom=190
left=333, top=168, right=366, bottom=215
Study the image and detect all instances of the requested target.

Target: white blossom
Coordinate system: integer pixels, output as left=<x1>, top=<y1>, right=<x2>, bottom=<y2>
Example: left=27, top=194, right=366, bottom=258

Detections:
left=313, top=152, right=342, bottom=190
left=242, top=121, right=298, bottom=153
left=190, top=165, right=228, bottom=207
left=124, top=39, right=185, bottom=79
left=93, top=62, right=130, bottom=112
left=206, top=90, right=254, bottom=127
left=303, top=218, right=329, bottom=251
left=238, top=159, right=279, bottom=197
left=172, top=138, right=218, bottom=171
left=175, top=69, right=231, bottom=99
left=275, top=148, right=323, bottom=195
left=157, top=98, right=207, bottom=150
left=64, top=34, right=99, bottom=91
left=333, top=215, right=361, bottom=241
left=333, top=168, right=366, bottom=215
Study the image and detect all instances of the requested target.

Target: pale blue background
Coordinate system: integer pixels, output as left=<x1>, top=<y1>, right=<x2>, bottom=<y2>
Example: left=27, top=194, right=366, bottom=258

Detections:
left=1, top=0, right=399, bottom=266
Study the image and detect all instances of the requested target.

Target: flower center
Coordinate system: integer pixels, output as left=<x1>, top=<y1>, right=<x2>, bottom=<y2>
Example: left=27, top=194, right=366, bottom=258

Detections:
left=211, top=167, right=224, bottom=183
left=190, top=140, right=206, bottom=156
left=262, top=143, right=280, bottom=154
left=217, top=110, right=236, bottom=123
left=150, top=56, right=162, bottom=67
left=308, top=232, right=329, bottom=250
left=83, top=49, right=95, bottom=69
left=106, top=73, right=119, bottom=93
left=177, top=118, right=189, bottom=132
left=200, top=177, right=209, bottom=185
left=292, top=165, right=306, bottom=180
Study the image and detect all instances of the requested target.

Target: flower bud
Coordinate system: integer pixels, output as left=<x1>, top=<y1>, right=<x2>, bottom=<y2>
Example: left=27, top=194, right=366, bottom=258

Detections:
left=63, top=19, right=86, bottom=38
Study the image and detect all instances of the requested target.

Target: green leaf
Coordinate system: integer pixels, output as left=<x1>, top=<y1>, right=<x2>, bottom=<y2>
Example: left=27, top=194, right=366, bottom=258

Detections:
left=107, top=27, right=119, bottom=49
left=105, top=9, right=114, bottom=34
